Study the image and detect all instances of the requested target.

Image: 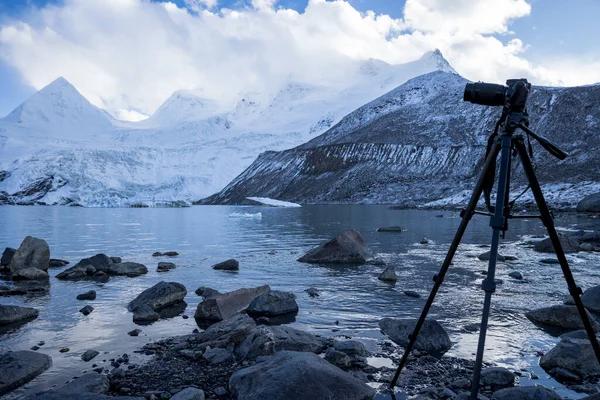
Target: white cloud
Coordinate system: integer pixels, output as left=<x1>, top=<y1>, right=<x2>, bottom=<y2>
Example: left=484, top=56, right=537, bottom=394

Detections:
left=0, top=0, right=598, bottom=121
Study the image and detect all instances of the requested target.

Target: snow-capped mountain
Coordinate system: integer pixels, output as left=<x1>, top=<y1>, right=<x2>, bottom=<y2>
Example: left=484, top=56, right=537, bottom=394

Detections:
left=202, top=71, right=600, bottom=208
left=0, top=50, right=454, bottom=207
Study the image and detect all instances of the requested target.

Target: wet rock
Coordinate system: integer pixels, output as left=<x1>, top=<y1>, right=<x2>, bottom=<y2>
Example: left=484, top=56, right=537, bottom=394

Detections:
left=108, top=262, right=148, bottom=277
left=214, top=387, right=227, bottom=396
left=304, top=287, right=320, bottom=297
left=48, top=259, right=69, bottom=268
left=334, top=340, right=367, bottom=356
left=10, top=237, right=50, bottom=273
left=211, top=259, right=239, bottom=271
left=235, top=325, right=330, bottom=360
left=534, top=235, right=581, bottom=253
left=110, top=257, right=122, bottom=264
left=297, top=229, right=373, bottom=264
left=157, top=262, right=176, bottom=272
left=57, top=254, right=113, bottom=280
left=77, top=290, right=97, bottom=300
left=551, top=367, right=582, bottom=382
left=404, top=290, right=421, bottom=298
left=59, top=348, right=69, bottom=353
left=171, top=387, right=205, bottom=400
left=582, top=285, right=600, bottom=312
left=324, top=348, right=351, bottom=369
left=479, top=367, right=514, bottom=390
left=12, top=268, right=49, bottom=281
left=128, top=281, right=187, bottom=313
left=478, top=251, right=506, bottom=262
left=73, top=254, right=112, bottom=273
left=378, top=266, right=397, bottom=282
left=377, top=226, right=403, bottom=232
left=82, top=350, right=100, bottom=362
left=540, top=258, right=560, bottom=264
left=79, top=305, right=94, bottom=316
left=0, top=304, right=39, bottom=325
left=508, top=271, right=523, bottom=280
left=1, top=248, right=16, bottom=266
left=379, top=318, right=452, bottom=356
left=246, top=290, right=298, bottom=317
left=196, top=314, right=256, bottom=349
left=0, top=351, right=52, bottom=396
left=492, top=386, right=561, bottom=400
left=152, top=252, right=163, bottom=257
left=59, top=373, right=110, bottom=395
left=195, top=287, right=221, bottom=298
left=128, top=329, right=142, bottom=337
left=228, top=350, right=375, bottom=400
left=577, top=193, right=600, bottom=213
left=132, top=304, right=160, bottom=323
left=163, top=251, right=179, bottom=256
left=203, top=347, right=233, bottom=364
left=525, top=305, right=599, bottom=331
left=540, top=334, right=600, bottom=378
left=195, top=285, right=270, bottom=322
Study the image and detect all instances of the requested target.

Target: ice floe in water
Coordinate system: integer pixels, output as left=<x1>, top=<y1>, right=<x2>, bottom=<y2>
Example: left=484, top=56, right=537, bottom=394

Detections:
left=229, top=212, right=263, bottom=219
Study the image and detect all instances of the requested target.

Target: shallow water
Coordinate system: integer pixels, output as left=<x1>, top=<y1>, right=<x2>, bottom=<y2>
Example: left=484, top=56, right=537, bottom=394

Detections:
left=0, top=205, right=599, bottom=399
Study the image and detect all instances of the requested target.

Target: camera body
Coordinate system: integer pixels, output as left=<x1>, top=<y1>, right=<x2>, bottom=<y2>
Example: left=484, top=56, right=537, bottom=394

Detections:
left=464, top=78, right=531, bottom=112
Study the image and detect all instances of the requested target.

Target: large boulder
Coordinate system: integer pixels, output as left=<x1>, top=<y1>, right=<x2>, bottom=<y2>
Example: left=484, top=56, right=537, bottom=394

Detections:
left=228, top=351, right=375, bottom=400
left=479, top=367, right=515, bottom=390
left=12, top=268, right=49, bottom=281
left=582, top=285, right=600, bottom=313
left=128, top=281, right=187, bottom=312
left=108, top=262, right=148, bottom=277
left=577, top=193, right=600, bottom=213
left=0, top=351, right=52, bottom=396
left=540, top=334, right=600, bottom=378
left=56, top=254, right=113, bottom=281
left=72, top=254, right=112, bottom=272
left=0, top=304, right=39, bottom=325
left=196, top=314, right=257, bottom=349
left=525, top=305, right=600, bottom=331
left=10, top=237, right=50, bottom=272
left=195, top=285, right=270, bottom=322
left=379, top=318, right=452, bottom=356
left=171, top=387, right=205, bottom=400
left=492, top=386, right=562, bottom=400
left=533, top=235, right=581, bottom=253
left=298, top=230, right=373, bottom=264
left=235, top=325, right=331, bottom=360
left=1, top=248, right=16, bottom=267
left=246, top=290, right=298, bottom=317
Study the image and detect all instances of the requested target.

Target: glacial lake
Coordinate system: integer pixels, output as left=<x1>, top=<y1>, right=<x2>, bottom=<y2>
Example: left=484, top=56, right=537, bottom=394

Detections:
left=1, top=205, right=599, bottom=399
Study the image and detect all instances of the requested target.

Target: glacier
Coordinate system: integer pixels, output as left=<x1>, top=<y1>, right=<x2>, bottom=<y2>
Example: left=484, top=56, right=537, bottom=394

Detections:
left=0, top=50, right=455, bottom=207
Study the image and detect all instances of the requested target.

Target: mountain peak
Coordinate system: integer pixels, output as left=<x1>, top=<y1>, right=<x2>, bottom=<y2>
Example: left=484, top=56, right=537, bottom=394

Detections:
left=419, top=49, right=456, bottom=74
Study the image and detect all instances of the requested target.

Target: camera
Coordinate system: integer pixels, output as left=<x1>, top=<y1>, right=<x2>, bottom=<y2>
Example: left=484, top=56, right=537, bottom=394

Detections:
left=464, top=78, right=531, bottom=112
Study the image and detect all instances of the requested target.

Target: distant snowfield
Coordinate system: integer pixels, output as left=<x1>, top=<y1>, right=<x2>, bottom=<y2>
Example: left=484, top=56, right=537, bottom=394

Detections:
left=0, top=51, right=455, bottom=207
left=246, top=197, right=301, bottom=207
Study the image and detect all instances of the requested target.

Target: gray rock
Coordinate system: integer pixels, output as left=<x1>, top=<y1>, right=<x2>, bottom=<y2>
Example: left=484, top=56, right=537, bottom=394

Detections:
left=247, top=290, right=298, bottom=317
left=420, top=238, right=430, bottom=244
left=229, top=351, right=375, bottom=400
left=379, top=317, right=452, bottom=355
left=235, top=325, right=330, bottom=360
left=304, top=287, right=320, bottom=297
left=56, top=265, right=95, bottom=280
left=110, top=256, right=122, bottom=264
left=0, top=304, right=39, bottom=325
left=132, top=304, right=160, bottom=323
left=195, top=287, right=221, bottom=298
left=478, top=251, right=506, bottom=262
left=577, top=193, right=600, bottom=213
left=82, top=350, right=99, bottom=362
left=525, top=305, right=599, bottom=331
left=48, top=259, right=69, bottom=268
left=479, top=367, right=514, bottom=390
left=534, top=235, right=581, bottom=253
left=72, top=254, right=112, bottom=273
left=214, top=387, right=227, bottom=396
left=334, top=340, right=367, bottom=356
left=12, top=268, right=49, bottom=281
left=162, top=251, right=179, bottom=256
left=77, top=290, right=97, bottom=300
left=79, top=305, right=94, bottom=315
left=377, top=226, right=403, bottom=232
left=404, top=290, right=421, bottom=298
left=170, top=387, right=205, bottom=400
left=540, top=258, right=560, bottom=264
left=194, top=285, right=270, bottom=322
left=203, top=347, right=233, bottom=364
left=378, top=266, right=397, bottom=282
left=540, top=335, right=600, bottom=378
left=324, top=348, right=351, bottom=368
left=1, top=248, right=16, bottom=266
left=128, top=329, right=142, bottom=336
left=508, top=271, right=523, bottom=280
left=58, top=373, right=110, bottom=395
left=157, top=262, right=176, bottom=272
left=212, top=259, right=239, bottom=271
left=196, top=314, right=256, bottom=349
left=297, top=230, right=373, bottom=264
left=10, top=237, right=50, bottom=272
left=108, top=262, right=148, bottom=277
left=0, top=351, right=52, bottom=396
left=128, top=281, right=187, bottom=312
left=492, top=386, right=561, bottom=400
left=582, top=285, right=600, bottom=312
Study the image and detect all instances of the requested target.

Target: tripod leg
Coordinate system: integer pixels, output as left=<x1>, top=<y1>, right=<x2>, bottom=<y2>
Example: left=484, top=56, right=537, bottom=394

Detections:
left=470, top=134, right=513, bottom=399
left=515, top=140, right=600, bottom=364
left=389, top=141, right=501, bottom=389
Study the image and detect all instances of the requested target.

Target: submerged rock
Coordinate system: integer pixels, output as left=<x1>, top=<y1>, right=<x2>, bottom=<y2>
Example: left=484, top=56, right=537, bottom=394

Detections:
left=108, top=262, right=148, bottom=277
left=195, top=285, right=270, bottom=322
left=304, top=287, right=320, bottom=297
left=379, top=318, right=452, bottom=356
left=525, top=305, right=599, bottom=331
left=228, top=351, right=375, bottom=400
left=508, top=271, right=523, bottom=280
left=0, top=304, right=39, bottom=325
left=534, top=235, right=581, bottom=253
left=246, top=290, right=298, bottom=317
left=10, top=237, right=50, bottom=273
left=0, top=351, right=52, bottom=396
left=378, top=266, right=397, bottom=282
left=211, top=259, right=239, bottom=271
left=297, top=230, right=373, bottom=264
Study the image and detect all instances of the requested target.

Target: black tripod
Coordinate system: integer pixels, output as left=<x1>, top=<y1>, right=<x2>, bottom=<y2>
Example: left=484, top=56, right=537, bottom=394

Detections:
left=389, top=86, right=600, bottom=399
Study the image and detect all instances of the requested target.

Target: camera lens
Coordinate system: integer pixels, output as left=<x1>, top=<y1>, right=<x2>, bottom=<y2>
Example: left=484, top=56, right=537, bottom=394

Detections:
left=463, top=82, right=507, bottom=107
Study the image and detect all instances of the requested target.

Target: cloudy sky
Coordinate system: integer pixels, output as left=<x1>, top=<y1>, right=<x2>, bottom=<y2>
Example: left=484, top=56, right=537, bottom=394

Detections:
left=1, top=0, right=599, bottom=120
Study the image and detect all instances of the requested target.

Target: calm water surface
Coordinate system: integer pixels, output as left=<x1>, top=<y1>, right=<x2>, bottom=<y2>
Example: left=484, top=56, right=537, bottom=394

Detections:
left=1, top=205, right=599, bottom=399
